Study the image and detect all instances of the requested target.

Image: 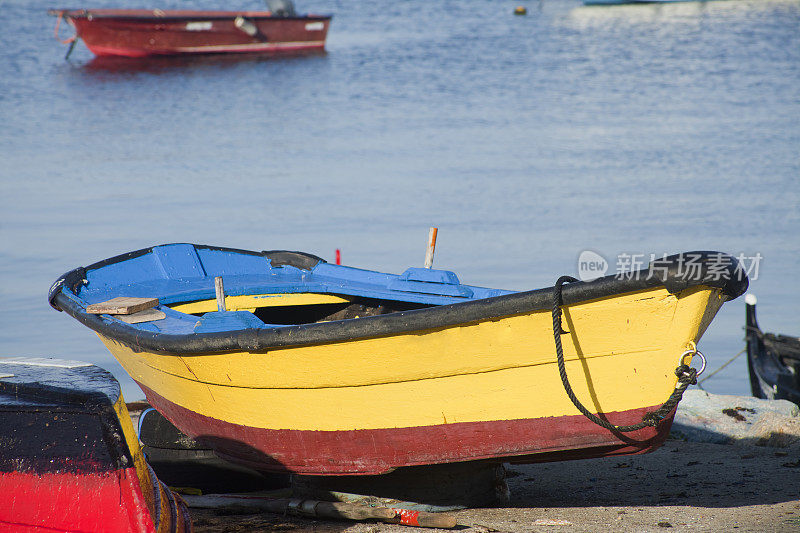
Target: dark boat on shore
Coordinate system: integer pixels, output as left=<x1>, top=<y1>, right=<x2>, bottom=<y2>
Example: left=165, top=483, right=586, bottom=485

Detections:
left=746, top=294, right=800, bottom=405
left=49, top=1, right=331, bottom=58
left=0, top=358, right=191, bottom=532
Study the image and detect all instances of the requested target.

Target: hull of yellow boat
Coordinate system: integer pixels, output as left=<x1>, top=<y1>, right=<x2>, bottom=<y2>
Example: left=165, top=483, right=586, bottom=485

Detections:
left=100, top=285, right=723, bottom=475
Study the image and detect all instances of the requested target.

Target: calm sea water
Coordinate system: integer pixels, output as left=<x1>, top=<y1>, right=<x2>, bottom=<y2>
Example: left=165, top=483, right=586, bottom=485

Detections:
left=1, top=0, right=798, bottom=400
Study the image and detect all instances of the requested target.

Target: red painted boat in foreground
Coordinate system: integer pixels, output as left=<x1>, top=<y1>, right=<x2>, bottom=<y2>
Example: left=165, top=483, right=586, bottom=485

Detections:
left=0, top=358, right=191, bottom=532
left=50, top=7, right=331, bottom=58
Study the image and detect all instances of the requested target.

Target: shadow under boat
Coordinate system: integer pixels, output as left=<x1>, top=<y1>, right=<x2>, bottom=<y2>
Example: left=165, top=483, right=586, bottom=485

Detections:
left=138, top=408, right=509, bottom=510
left=137, top=407, right=288, bottom=494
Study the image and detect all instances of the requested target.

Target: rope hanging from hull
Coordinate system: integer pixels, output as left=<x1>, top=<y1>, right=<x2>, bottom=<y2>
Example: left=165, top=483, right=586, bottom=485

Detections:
left=551, top=275, right=702, bottom=433
left=52, top=11, right=79, bottom=60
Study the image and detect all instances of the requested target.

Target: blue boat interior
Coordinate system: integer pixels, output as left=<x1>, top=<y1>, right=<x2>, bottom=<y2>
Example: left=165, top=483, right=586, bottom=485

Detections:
left=59, top=243, right=514, bottom=336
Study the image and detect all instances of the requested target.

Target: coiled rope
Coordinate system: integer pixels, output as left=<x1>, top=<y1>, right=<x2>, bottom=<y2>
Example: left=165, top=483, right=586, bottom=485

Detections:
left=552, top=275, right=700, bottom=433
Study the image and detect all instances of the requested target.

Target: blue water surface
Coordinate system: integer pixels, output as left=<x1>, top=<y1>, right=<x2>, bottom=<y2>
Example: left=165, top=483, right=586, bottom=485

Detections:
left=1, top=0, right=798, bottom=400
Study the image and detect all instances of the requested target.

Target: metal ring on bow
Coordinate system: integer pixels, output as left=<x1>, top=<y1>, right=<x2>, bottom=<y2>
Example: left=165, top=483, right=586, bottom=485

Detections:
left=680, top=348, right=707, bottom=377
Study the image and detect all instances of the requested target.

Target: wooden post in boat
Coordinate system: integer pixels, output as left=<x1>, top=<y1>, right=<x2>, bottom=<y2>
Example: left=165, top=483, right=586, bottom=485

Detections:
left=214, top=277, right=226, bottom=312
left=424, top=227, right=438, bottom=269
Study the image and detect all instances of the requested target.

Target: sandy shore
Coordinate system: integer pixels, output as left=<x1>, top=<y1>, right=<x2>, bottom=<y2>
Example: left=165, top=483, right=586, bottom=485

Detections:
left=189, top=438, right=800, bottom=533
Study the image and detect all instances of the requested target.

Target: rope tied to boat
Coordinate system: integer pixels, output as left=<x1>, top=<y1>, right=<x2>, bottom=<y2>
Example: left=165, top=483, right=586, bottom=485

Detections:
left=551, top=275, right=703, bottom=433
left=52, top=10, right=80, bottom=60
left=53, top=11, right=77, bottom=44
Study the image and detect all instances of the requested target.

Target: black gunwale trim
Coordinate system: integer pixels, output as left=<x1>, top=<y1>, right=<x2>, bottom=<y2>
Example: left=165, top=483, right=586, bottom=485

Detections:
left=262, top=250, right=325, bottom=269
left=194, top=243, right=265, bottom=257
left=52, top=247, right=748, bottom=356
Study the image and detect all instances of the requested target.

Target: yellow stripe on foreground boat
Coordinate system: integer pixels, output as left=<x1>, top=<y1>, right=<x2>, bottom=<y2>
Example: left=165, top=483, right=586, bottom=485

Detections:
left=171, top=293, right=351, bottom=314
left=102, top=286, right=720, bottom=431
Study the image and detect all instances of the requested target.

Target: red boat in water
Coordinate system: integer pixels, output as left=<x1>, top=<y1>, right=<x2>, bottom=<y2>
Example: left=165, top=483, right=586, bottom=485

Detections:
left=50, top=1, right=331, bottom=58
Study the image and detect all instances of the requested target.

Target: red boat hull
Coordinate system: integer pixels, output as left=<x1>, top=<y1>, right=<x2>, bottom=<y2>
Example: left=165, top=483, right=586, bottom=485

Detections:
left=0, top=361, right=191, bottom=532
left=1, top=470, right=155, bottom=532
left=61, top=10, right=331, bottom=58
left=140, top=382, right=673, bottom=476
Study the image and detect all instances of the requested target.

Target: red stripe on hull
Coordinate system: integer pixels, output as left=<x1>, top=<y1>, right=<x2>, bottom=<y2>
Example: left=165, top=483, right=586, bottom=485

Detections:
left=86, top=42, right=325, bottom=58
left=139, top=383, right=674, bottom=476
left=0, top=469, right=156, bottom=532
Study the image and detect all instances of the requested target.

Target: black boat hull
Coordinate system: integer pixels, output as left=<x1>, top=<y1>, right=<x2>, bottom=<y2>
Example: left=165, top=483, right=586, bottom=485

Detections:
left=746, top=297, right=800, bottom=405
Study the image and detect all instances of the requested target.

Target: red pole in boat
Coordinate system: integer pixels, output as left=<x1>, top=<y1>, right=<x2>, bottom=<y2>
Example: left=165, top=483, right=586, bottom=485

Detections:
left=335, top=249, right=341, bottom=265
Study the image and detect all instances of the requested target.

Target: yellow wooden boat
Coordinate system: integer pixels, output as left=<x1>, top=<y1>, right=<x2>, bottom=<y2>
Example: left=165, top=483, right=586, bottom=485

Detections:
left=49, top=244, right=748, bottom=475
